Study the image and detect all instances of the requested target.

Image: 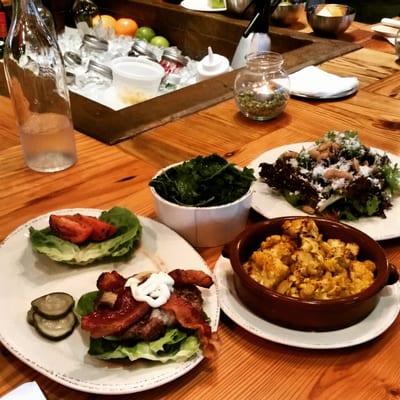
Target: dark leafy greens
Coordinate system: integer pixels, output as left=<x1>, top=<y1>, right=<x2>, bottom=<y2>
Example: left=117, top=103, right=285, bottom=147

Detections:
left=150, top=154, right=255, bottom=207
left=259, top=131, right=400, bottom=220
left=29, top=207, right=142, bottom=265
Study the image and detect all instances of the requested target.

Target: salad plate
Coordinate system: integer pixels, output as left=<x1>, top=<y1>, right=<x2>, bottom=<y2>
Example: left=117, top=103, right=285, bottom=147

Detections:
left=0, top=209, right=219, bottom=395
left=215, top=256, right=400, bottom=349
left=181, top=0, right=227, bottom=12
left=248, top=142, right=400, bottom=241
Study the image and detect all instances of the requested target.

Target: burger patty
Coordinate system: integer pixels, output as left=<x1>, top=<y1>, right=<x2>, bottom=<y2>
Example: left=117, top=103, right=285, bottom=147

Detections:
left=119, top=284, right=203, bottom=341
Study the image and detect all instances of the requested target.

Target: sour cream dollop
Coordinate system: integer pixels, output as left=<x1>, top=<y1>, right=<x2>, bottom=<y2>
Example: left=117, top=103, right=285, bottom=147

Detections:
left=126, top=272, right=175, bottom=308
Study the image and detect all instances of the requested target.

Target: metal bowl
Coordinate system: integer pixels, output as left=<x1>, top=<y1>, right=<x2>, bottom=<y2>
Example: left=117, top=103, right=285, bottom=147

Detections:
left=271, top=1, right=306, bottom=26
left=307, top=4, right=356, bottom=37
left=226, top=0, right=253, bottom=15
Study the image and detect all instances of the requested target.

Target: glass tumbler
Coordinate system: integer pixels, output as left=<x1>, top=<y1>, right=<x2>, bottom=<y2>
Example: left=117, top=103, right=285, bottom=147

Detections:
left=234, top=51, right=290, bottom=121
left=4, top=0, right=77, bottom=172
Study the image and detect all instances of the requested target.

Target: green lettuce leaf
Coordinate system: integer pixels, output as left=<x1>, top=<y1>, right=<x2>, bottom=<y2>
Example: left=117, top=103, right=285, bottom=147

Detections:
left=75, top=291, right=99, bottom=317
left=89, top=328, right=200, bottom=363
left=29, top=207, right=141, bottom=265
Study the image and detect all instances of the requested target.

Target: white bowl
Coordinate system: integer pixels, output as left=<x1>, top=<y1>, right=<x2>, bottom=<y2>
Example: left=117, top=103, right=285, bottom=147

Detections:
left=111, top=58, right=165, bottom=97
left=150, top=162, right=253, bottom=247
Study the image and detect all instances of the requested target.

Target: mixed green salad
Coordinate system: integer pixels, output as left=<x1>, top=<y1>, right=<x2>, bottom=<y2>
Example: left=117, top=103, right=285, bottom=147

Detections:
left=75, top=291, right=200, bottom=363
left=29, top=207, right=142, bottom=265
left=259, top=131, right=400, bottom=220
left=150, top=154, right=255, bottom=207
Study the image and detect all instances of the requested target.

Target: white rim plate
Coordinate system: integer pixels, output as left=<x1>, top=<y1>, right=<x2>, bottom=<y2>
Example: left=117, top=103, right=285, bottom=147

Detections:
left=248, top=142, right=400, bottom=241
left=0, top=209, right=219, bottom=395
left=181, top=0, right=226, bottom=12
left=215, top=256, right=400, bottom=349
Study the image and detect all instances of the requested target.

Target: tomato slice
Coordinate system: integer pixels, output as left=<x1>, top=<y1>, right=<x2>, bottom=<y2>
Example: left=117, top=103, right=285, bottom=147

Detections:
left=49, top=215, right=93, bottom=244
left=76, top=215, right=118, bottom=242
left=49, top=214, right=117, bottom=244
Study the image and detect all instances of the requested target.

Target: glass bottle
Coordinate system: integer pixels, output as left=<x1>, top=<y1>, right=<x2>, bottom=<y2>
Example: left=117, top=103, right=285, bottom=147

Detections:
left=234, top=51, right=290, bottom=121
left=35, top=0, right=56, bottom=38
left=72, top=0, right=99, bottom=37
left=4, top=0, right=77, bottom=172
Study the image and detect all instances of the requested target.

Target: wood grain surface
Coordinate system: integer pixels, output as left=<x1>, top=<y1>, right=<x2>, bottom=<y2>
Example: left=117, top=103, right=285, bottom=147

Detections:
left=1, top=17, right=400, bottom=400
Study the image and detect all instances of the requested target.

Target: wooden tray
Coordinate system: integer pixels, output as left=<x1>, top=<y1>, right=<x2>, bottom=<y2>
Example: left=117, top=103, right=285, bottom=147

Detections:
left=0, top=0, right=360, bottom=144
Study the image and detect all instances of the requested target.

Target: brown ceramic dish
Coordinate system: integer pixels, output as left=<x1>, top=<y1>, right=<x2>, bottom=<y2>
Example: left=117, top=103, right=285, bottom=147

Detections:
left=227, top=216, right=399, bottom=331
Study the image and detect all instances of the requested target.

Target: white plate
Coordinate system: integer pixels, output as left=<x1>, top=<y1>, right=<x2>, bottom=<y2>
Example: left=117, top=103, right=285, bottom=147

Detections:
left=181, top=0, right=226, bottom=12
left=215, top=256, right=400, bottom=349
left=291, top=85, right=358, bottom=100
left=0, top=209, right=219, bottom=395
left=248, top=142, right=400, bottom=241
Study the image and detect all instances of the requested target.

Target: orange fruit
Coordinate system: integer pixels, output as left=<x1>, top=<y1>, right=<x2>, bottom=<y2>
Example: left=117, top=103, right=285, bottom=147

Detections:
left=115, top=18, right=138, bottom=37
left=92, top=15, right=117, bottom=30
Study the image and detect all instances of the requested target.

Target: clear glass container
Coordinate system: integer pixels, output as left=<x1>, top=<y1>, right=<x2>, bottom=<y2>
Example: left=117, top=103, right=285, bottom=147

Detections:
left=234, top=51, right=290, bottom=121
left=4, top=0, right=77, bottom=172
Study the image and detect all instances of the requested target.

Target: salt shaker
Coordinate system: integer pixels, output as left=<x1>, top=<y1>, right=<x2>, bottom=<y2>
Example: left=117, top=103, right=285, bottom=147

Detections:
left=4, top=0, right=77, bottom=172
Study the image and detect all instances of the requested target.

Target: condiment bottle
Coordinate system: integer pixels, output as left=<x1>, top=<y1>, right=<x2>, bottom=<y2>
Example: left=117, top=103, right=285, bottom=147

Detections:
left=231, top=0, right=272, bottom=69
left=197, top=46, right=230, bottom=81
left=234, top=51, right=290, bottom=121
left=4, top=0, right=77, bottom=172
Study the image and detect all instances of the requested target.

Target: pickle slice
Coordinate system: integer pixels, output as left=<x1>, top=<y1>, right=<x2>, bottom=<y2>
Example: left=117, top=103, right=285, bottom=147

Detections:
left=33, top=311, right=77, bottom=341
left=31, top=292, right=75, bottom=319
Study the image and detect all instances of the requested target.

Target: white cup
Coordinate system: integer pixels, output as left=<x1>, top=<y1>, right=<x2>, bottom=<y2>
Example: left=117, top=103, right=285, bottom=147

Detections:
left=111, top=58, right=165, bottom=98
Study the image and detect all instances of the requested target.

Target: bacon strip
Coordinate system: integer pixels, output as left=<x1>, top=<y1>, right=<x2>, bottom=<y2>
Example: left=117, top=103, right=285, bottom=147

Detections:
left=169, top=269, right=213, bottom=288
left=81, top=288, right=150, bottom=338
left=97, top=271, right=126, bottom=293
left=161, top=291, right=215, bottom=356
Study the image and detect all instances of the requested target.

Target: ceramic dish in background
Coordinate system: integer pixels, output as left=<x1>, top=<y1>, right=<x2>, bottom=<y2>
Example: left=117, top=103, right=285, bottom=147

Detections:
left=181, top=0, right=227, bottom=12
left=150, top=161, right=253, bottom=247
left=215, top=255, right=400, bottom=349
left=225, top=216, right=399, bottom=331
left=0, top=209, right=219, bottom=395
left=248, top=142, right=400, bottom=241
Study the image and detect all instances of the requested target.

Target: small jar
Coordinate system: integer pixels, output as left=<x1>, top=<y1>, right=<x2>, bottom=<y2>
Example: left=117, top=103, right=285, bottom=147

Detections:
left=128, top=40, right=158, bottom=63
left=234, top=51, right=290, bottom=121
left=81, top=34, right=108, bottom=58
left=160, top=48, right=187, bottom=75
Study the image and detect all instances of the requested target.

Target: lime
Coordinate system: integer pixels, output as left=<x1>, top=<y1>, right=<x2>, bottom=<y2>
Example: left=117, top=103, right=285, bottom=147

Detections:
left=135, top=26, right=156, bottom=42
left=150, top=35, right=170, bottom=48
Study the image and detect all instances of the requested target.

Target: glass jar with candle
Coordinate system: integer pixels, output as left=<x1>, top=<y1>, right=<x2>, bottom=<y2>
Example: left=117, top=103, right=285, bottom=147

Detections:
left=233, top=51, right=290, bottom=121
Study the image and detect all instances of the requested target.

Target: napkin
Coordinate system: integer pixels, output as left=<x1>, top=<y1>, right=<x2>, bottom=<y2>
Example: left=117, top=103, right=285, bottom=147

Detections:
left=1, top=382, right=46, bottom=400
left=289, top=66, right=359, bottom=98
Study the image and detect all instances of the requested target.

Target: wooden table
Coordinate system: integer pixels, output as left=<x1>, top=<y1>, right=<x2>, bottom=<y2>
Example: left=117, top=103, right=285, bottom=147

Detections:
left=1, top=20, right=400, bottom=400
